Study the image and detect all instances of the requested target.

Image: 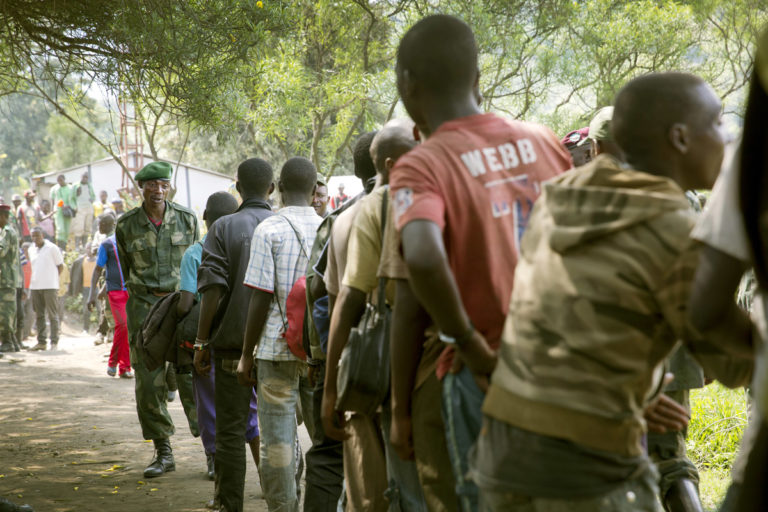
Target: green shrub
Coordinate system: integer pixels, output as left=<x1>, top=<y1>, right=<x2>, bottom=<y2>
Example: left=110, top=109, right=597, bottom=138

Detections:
left=688, top=383, right=748, bottom=470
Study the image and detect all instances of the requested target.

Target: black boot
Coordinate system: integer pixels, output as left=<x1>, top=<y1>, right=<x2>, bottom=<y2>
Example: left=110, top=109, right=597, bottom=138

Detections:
left=0, top=342, right=13, bottom=353
left=143, top=438, right=175, bottom=478
left=663, top=478, right=704, bottom=512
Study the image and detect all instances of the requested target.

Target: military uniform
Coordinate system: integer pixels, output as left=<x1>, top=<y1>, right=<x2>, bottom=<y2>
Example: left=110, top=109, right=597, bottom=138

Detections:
left=116, top=200, right=199, bottom=441
left=0, top=223, right=19, bottom=350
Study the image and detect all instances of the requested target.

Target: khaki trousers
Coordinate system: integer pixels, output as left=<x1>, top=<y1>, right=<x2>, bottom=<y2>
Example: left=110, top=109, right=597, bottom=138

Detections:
left=344, top=412, right=388, bottom=512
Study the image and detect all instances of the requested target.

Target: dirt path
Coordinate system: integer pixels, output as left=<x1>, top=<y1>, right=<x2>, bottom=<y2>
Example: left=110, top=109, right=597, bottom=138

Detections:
left=0, top=328, right=274, bottom=512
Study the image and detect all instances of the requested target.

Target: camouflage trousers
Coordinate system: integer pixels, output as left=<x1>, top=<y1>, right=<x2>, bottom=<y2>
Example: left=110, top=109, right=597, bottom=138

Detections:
left=647, top=390, right=699, bottom=497
left=0, top=287, right=17, bottom=345
left=127, top=292, right=198, bottom=441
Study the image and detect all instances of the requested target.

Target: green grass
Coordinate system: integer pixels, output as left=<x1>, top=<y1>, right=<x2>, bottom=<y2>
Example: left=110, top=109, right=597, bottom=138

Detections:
left=688, top=383, right=750, bottom=511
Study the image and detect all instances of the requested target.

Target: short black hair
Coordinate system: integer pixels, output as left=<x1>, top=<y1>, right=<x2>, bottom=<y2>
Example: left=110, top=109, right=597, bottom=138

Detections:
left=237, top=158, right=274, bottom=197
left=205, top=191, right=239, bottom=225
left=280, top=157, right=317, bottom=195
left=613, top=72, right=709, bottom=160
left=397, top=15, right=478, bottom=96
left=353, top=131, right=377, bottom=183
left=98, top=213, right=116, bottom=227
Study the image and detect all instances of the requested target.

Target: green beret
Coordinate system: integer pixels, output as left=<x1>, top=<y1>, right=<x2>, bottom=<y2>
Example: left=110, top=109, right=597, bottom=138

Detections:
left=135, top=161, right=172, bottom=182
left=588, top=106, right=614, bottom=142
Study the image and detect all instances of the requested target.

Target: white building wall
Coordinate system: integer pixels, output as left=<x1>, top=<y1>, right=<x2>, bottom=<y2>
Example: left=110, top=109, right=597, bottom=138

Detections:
left=33, top=156, right=235, bottom=215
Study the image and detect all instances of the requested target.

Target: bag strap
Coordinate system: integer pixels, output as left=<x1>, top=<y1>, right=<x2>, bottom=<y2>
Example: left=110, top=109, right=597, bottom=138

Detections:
left=375, top=189, right=389, bottom=314
left=273, top=213, right=310, bottom=331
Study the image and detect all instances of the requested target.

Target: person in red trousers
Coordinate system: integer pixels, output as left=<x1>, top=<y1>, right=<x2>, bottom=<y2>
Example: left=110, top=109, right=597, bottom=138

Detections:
left=88, top=213, right=132, bottom=378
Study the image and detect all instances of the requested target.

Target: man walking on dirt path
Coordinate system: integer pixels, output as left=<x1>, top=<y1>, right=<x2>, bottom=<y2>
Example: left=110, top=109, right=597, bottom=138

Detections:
left=115, top=161, right=200, bottom=479
left=28, top=227, right=64, bottom=351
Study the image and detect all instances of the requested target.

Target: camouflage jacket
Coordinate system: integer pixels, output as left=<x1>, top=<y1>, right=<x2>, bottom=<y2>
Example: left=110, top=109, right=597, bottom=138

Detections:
left=484, top=155, right=753, bottom=457
left=115, top=201, right=199, bottom=297
left=0, top=224, right=19, bottom=289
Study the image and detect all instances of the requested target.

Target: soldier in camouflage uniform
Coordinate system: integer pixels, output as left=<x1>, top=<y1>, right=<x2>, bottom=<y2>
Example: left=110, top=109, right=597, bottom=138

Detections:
left=115, top=161, right=200, bottom=478
left=0, top=205, right=20, bottom=353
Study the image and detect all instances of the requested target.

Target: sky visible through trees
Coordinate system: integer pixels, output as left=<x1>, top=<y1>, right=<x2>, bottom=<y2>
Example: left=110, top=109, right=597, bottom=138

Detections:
left=0, top=0, right=764, bottom=197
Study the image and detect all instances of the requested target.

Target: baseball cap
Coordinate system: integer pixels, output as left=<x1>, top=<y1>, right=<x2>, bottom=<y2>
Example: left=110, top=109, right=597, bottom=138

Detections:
left=587, top=107, right=614, bottom=142
left=24, top=189, right=35, bottom=198
left=11, top=194, right=21, bottom=201
left=561, top=127, right=589, bottom=148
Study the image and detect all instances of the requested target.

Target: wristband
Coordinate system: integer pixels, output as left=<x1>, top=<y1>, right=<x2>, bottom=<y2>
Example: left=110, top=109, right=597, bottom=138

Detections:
left=193, top=338, right=210, bottom=351
left=438, top=323, right=475, bottom=348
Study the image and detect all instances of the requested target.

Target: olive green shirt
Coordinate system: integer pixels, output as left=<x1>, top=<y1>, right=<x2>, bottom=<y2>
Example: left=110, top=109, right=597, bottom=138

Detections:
left=115, top=201, right=199, bottom=297
left=0, top=224, right=20, bottom=289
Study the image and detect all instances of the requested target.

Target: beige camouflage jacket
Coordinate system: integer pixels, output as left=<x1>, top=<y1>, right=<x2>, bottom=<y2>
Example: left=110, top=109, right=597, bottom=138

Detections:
left=484, top=155, right=752, bottom=457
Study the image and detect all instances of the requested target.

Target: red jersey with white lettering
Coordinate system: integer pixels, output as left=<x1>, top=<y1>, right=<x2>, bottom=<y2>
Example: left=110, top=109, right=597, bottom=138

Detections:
left=390, top=113, right=572, bottom=378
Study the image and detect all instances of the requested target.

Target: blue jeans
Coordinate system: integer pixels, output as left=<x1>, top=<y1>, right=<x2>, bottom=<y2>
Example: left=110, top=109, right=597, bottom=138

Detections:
left=381, top=399, right=428, bottom=512
left=257, top=359, right=313, bottom=512
left=442, top=367, right=484, bottom=512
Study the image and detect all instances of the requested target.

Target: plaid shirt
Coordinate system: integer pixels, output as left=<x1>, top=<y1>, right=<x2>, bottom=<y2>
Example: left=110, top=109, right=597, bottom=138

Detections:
left=244, top=206, right=321, bottom=361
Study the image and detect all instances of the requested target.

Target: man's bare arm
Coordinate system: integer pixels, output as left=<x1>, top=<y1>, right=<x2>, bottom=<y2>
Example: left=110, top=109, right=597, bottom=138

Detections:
left=193, top=286, right=223, bottom=376
left=689, top=245, right=749, bottom=332
left=177, top=291, right=195, bottom=317
left=401, top=220, right=496, bottom=375
left=389, top=279, right=429, bottom=460
left=236, top=288, right=273, bottom=386
left=87, top=266, right=104, bottom=306
left=321, top=285, right=366, bottom=441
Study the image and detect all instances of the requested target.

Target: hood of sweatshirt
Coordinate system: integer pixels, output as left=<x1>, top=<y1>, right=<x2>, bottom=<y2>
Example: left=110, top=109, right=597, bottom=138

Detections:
left=536, top=154, right=691, bottom=253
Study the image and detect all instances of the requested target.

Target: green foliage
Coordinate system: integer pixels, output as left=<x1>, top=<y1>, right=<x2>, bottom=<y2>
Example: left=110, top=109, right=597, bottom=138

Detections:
left=698, top=467, right=732, bottom=512
left=688, top=383, right=748, bottom=471
left=0, top=0, right=766, bottom=178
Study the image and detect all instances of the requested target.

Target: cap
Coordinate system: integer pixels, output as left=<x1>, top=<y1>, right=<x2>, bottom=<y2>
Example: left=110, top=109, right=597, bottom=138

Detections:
left=111, top=197, right=123, bottom=204
left=135, top=161, right=172, bottom=182
left=758, top=26, right=768, bottom=93
left=11, top=194, right=21, bottom=201
left=0, top=204, right=11, bottom=213
left=587, top=107, right=614, bottom=142
left=24, top=189, right=35, bottom=198
left=561, top=127, right=589, bottom=148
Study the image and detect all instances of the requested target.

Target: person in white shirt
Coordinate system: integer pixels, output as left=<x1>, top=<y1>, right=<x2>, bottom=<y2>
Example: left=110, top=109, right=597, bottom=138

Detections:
left=28, top=227, right=64, bottom=350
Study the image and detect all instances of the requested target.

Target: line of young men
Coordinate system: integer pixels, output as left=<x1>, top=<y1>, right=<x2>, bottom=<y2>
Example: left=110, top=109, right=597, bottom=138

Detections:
left=303, top=14, right=752, bottom=512
left=109, top=14, right=758, bottom=512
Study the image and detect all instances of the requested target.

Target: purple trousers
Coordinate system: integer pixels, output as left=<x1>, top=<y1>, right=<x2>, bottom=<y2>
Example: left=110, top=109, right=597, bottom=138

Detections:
left=193, top=358, right=260, bottom=455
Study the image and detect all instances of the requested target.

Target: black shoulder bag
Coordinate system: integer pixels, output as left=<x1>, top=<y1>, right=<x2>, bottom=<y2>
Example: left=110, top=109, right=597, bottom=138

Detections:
left=335, top=192, right=391, bottom=416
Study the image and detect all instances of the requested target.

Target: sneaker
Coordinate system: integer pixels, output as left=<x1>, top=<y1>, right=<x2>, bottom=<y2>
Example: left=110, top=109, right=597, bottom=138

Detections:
left=30, top=343, right=47, bottom=351
left=167, top=390, right=177, bottom=402
left=50, top=342, right=58, bottom=350
left=107, top=366, right=117, bottom=377
left=120, top=370, right=134, bottom=379
left=81, top=330, right=89, bottom=336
